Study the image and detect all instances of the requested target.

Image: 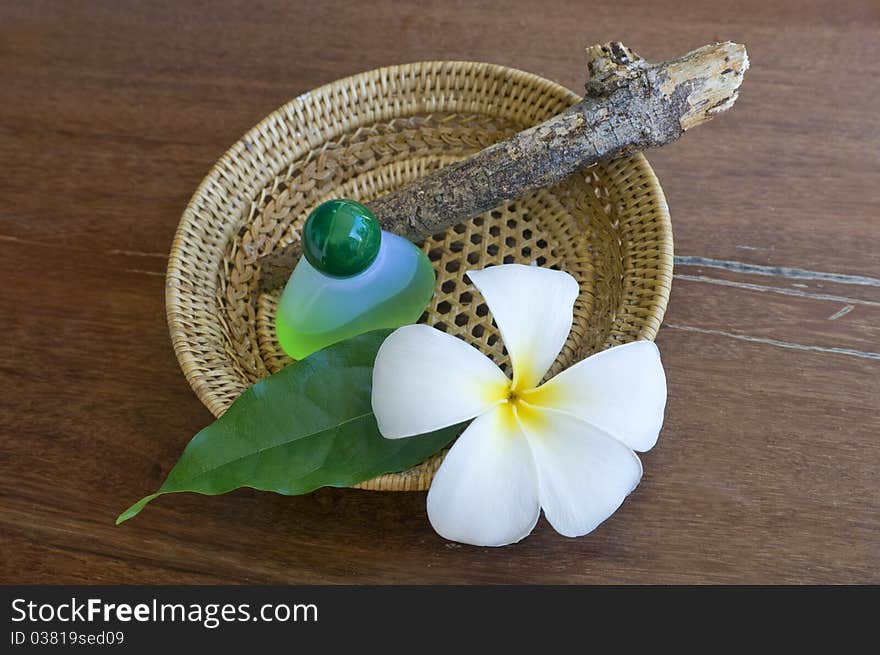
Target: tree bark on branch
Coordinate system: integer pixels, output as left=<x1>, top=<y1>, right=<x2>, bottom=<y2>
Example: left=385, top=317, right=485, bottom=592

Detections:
left=259, top=41, right=748, bottom=289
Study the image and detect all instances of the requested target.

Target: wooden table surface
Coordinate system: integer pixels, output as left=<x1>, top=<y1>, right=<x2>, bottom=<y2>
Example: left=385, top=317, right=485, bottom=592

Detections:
left=2, top=0, right=877, bottom=584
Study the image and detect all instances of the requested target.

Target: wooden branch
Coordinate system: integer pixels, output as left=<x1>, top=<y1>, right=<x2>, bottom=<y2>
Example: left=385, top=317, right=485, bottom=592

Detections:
left=259, top=41, right=748, bottom=289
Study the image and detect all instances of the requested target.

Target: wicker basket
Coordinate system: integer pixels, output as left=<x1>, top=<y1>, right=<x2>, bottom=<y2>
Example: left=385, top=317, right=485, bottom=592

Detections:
left=166, top=61, right=673, bottom=491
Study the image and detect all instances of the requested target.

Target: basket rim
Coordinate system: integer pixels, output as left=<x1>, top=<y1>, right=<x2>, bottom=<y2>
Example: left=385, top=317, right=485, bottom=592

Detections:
left=166, top=60, right=673, bottom=418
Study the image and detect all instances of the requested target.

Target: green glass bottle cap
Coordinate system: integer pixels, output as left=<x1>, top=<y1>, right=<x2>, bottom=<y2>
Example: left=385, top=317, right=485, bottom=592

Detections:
left=302, top=199, right=382, bottom=278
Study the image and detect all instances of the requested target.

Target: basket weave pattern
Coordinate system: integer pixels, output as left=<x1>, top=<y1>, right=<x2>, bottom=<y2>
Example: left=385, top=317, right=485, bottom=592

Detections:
left=167, top=62, right=673, bottom=492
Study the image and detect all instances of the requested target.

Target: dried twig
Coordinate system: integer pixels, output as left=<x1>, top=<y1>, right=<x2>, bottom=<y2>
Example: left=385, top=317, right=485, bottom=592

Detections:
left=259, top=41, right=748, bottom=289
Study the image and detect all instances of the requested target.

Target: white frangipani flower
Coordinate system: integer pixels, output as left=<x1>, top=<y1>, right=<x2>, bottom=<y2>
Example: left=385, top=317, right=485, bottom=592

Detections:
left=371, top=264, right=667, bottom=546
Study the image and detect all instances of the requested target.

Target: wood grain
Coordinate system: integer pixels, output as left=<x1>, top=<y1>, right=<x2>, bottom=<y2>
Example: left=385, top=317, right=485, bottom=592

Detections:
left=1, top=0, right=877, bottom=584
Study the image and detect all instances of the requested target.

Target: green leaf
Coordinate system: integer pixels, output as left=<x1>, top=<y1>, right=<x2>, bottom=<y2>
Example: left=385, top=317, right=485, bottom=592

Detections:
left=118, top=330, right=460, bottom=524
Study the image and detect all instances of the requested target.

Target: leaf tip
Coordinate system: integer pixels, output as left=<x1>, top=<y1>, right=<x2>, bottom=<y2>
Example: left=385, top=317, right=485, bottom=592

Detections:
left=115, top=494, right=159, bottom=525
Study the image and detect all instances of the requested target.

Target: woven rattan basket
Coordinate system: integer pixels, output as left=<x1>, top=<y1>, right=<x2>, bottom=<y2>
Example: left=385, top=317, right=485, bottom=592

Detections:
left=167, top=61, right=673, bottom=491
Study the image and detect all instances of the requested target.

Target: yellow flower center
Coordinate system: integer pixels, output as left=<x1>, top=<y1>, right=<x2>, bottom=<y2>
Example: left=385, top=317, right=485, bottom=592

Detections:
left=486, top=377, right=557, bottom=435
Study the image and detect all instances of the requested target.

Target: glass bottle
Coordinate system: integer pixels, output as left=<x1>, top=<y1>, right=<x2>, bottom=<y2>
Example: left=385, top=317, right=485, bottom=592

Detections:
left=275, top=199, right=435, bottom=360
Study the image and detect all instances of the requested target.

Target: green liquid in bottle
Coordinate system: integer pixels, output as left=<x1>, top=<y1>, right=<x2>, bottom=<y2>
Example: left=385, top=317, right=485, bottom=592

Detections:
left=275, top=200, right=435, bottom=360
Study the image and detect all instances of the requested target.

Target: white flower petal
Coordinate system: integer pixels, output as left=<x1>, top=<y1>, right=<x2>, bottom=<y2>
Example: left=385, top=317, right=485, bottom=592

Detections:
left=516, top=404, right=642, bottom=538
left=427, top=405, right=540, bottom=546
left=372, top=325, right=509, bottom=439
left=524, top=340, right=666, bottom=452
left=467, top=264, right=579, bottom=390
